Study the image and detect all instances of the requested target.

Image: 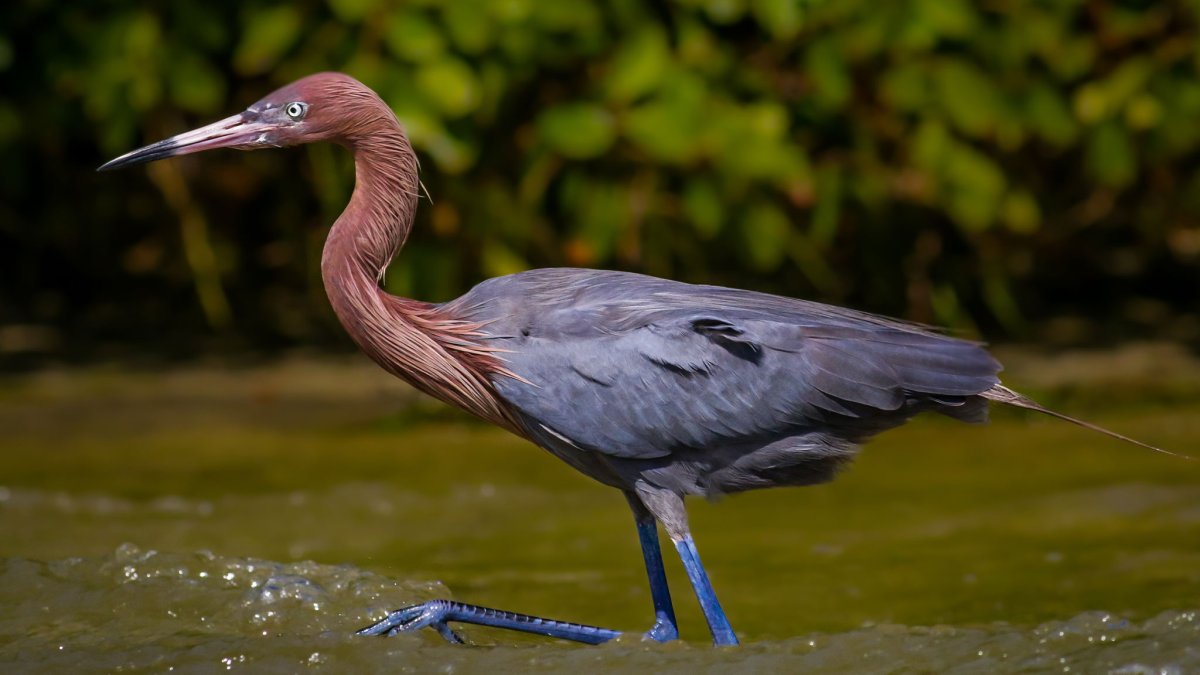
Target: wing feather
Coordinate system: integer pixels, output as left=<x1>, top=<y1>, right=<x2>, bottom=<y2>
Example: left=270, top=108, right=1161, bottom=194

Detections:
left=448, top=269, right=1001, bottom=459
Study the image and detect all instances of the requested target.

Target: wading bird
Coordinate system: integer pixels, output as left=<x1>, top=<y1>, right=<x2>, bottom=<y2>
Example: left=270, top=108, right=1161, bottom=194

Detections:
left=102, top=73, right=1176, bottom=646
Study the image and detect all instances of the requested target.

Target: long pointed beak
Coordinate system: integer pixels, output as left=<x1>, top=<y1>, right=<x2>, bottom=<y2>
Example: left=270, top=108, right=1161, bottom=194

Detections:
left=98, top=111, right=274, bottom=171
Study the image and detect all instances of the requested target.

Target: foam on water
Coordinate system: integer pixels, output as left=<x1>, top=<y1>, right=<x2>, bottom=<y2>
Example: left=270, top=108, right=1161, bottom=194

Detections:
left=1, top=545, right=1196, bottom=674
left=2, top=360, right=1197, bottom=673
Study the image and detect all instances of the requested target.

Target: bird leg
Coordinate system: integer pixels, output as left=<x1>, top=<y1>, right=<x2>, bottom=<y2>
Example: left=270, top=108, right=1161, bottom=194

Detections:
left=356, top=599, right=621, bottom=645
left=357, top=488, right=722, bottom=646
left=357, top=493, right=681, bottom=645
left=672, top=537, right=737, bottom=645
left=634, top=481, right=739, bottom=646
left=625, top=491, right=680, bottom=642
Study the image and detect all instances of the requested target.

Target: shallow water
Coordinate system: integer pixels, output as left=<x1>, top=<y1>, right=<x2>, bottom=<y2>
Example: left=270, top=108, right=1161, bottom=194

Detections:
left=1, top=352, right=1198, bottom=673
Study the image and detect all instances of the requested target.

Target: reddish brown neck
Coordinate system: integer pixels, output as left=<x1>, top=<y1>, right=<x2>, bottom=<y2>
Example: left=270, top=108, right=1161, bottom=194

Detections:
left=323, top=125, right=419, bottom=278
left=320, top=113, right=522, bottom=434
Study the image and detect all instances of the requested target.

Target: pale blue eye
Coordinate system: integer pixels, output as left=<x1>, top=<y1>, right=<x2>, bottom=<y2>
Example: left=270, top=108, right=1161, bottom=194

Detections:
left=285, top=102, right=307, bottom=120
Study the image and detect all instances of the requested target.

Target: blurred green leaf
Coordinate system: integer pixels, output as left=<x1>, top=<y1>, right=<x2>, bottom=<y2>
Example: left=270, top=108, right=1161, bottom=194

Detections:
left=386, top=12, right=446, bottom=62
left=168, top=56, right=225, bottom=114
left=1086, top=121, right=1136, bottom=187
left=1025, top=82, right=1078, bottom=146
left=698, top=0, right=747, bottom=25
left=234, top=6, right=301, bottom=75
left=534, top=0, right=601, bottom=31
left=805, top=38, right=851, bottom=110
left=751, top=0, right=803, bottom=38
left=537, top=103, right=616, bottom=159
left=1125, top=93, right=1162, bottom=131
left=128, top=73, right=163, bottom=112
left=930, top=283, right=972, bottom=333
left=810, top=166, right=842, bottom=247
left=1044, top=36, right=1095, bottom=80
left=624, top=73, right=707, bottom=163
left=712, top=101, right=808, bottom=181
left=481, top=242, right=528, bottom=278
left=387, top=93, right=443, bottom=142
left=424, top=132, right=478, bottom=174
left=912, top=120, right=951, bottom=171
left=1104, top=58, right=1153, bottom=111
left=443, top=1, right=493, bottom=54
left=1074, top=82, right=1109, bottom=124
left=682, top=178, right=724, bottom=239
left=676, top=19, right=721, bottom=67
left=125, top=11, right=161, bottom=58
left=982, top=265, right=1026, bottom=334
left=626, top=102, right=696, bottom=163
left=605, top=27, right=670, bottom=103
left=488, top=0, right=534, bottom=24
left=935, top=59, right=1003, bottom=138
left=944, top=143, right=1006, bottom=230
left=742, top=202, right=791, bottom=271
left=326, top=0, right=377, bottom=23
left=913, top=0, right=977, bottom=38
left=881, top=62, right=930, bottom=112
left=788, top=230, right=839, bottom=295
left=1002, top=190, right=1041, bottom=234
left=416, top=58, right=482, bottom=117
left=566, top=177, right=626, bottom=260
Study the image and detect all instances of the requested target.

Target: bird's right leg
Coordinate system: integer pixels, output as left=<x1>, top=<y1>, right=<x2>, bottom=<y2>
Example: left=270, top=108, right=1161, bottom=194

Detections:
left=624, top=491, right=680, bottom=642
left=635, top=481, right=739, bottom=646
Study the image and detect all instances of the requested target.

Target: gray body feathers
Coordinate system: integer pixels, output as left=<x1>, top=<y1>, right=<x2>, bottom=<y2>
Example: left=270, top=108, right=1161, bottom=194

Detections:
left=444, top=268, right=1006, bottom=498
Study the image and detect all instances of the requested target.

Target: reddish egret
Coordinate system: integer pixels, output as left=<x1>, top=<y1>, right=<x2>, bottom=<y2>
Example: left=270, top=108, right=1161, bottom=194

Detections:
left=101, top=73, right=1178, bottom=646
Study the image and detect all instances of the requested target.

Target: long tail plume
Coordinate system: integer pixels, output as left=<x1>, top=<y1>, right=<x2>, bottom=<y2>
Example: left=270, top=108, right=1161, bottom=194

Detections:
left=982, top=384, right=1192, bottom=460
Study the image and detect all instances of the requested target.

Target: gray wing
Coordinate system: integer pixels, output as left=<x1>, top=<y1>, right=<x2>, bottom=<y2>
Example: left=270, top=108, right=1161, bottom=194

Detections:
left=444, top=269, right=1001, bottom=459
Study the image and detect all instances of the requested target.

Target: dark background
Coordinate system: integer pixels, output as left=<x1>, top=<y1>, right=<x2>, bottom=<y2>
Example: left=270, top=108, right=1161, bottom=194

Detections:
left=2, top=0, right=1198, bottom=368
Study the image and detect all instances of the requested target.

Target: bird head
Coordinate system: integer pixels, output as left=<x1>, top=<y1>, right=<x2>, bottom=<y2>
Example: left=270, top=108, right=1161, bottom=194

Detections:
left=99, top=72, right=385, bottom=171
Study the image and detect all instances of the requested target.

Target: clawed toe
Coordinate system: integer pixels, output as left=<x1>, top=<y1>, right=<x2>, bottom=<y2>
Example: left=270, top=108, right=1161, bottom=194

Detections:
left=357, top=600, right=463, bottom=643
left=355, top=599, right=621, bottom=645
left=643, top=618, right=679, bottom=643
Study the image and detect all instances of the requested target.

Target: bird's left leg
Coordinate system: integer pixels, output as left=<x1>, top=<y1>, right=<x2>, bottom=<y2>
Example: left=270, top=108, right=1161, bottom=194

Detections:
left=358, top=495, right=639, bottom=645
left=624, top=491, right=680, bottom=642
left=358, top=496, right=683, bottom=646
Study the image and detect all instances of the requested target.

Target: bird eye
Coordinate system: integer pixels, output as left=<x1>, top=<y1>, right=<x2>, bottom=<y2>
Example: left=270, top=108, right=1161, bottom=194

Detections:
left=285, top=102, right=307, bottom=120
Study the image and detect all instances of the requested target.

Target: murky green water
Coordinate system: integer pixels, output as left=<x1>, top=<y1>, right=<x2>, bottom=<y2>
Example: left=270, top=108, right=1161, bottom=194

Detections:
left=1, top=349, right=1198, bottom=673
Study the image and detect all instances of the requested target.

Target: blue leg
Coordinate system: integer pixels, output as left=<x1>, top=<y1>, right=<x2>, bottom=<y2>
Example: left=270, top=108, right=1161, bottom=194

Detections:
left=359, top=492, right=678, bottom=645
left=357, top=600, right=621, bottom=645
left=674, top=537, right=738, bottom=646
left=626, top=493, right=680, bottom=642
left=634, top=481, right=739, bottom=646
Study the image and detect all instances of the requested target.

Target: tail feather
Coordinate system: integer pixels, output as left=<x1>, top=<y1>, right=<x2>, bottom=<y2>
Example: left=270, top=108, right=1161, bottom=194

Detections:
left=981, top=384, right=1191, bottom=460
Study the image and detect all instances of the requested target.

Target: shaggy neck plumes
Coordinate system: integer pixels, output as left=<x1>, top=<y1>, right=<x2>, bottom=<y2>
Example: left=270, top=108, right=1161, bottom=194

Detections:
left=319, top=102, right=521, bottom=434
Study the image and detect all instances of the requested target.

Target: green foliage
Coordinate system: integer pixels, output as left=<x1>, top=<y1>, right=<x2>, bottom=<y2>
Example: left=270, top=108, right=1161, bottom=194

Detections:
left=234, top=6, right=302, bottom=76
left=2, top=0, right=1199, bottom=358
left=537, top=103, right=616, bottom=159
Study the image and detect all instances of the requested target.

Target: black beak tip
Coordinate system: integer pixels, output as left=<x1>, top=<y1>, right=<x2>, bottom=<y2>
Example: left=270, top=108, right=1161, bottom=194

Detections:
left=97, top=139, right=178, bottom=172
left=97, top=154, right=150, bottom=172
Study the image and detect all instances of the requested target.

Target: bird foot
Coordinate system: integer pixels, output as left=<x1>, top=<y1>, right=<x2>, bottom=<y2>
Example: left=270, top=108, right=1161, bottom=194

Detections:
left=643, top=617, right=679, bottom=642
left=357, top=599, right=622, bottom=645
left=357, top=600, right=466, bottom=643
